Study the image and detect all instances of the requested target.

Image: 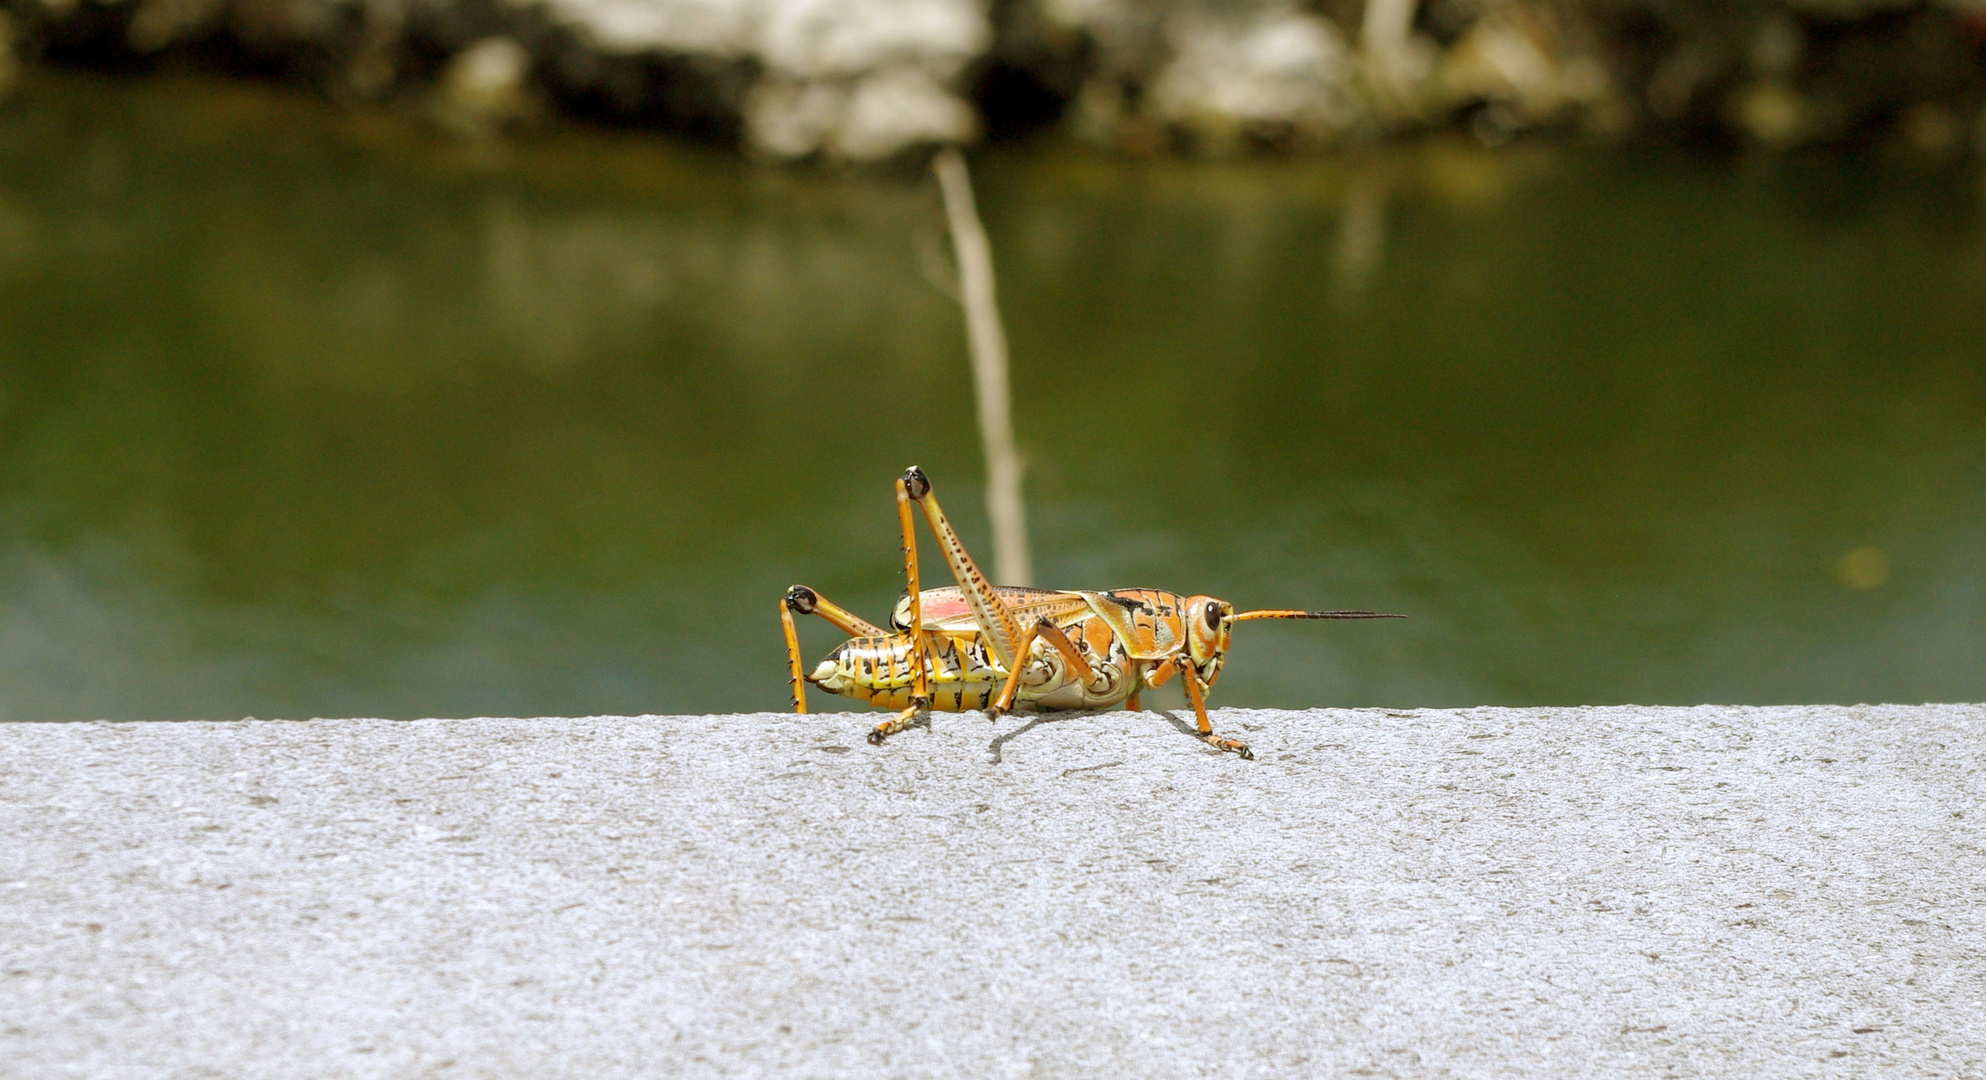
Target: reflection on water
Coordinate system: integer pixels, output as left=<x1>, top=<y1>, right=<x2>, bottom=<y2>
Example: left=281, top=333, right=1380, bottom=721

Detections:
left=1, top=69, right=1983, bottom=720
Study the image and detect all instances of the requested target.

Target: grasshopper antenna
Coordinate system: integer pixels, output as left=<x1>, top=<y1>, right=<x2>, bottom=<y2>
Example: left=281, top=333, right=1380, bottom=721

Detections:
left=1230, top=609, right=1406, bottom=621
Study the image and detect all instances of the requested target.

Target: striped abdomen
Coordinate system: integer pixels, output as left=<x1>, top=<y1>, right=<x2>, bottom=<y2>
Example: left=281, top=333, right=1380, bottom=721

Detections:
left=807, top=622, right=1141, bottom=714
left=806, top=633, right=1005, bottom=712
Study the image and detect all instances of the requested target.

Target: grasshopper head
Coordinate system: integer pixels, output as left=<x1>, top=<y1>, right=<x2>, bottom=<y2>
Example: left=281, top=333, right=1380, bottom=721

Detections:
left=1183, top=595, right=1235, bottom=686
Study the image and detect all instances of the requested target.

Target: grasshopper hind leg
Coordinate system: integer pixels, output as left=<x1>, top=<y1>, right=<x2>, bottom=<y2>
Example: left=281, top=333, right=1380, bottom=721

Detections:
left=868, top=703, right=929, bottom=745
left=780, top=596, right=808, bottom=714
left=781, top=584, right=891, bottom=715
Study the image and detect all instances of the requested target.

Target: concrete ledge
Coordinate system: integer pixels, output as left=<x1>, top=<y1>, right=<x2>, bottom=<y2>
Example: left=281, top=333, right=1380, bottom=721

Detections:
left=2, top=706, right=1982, bottom=1077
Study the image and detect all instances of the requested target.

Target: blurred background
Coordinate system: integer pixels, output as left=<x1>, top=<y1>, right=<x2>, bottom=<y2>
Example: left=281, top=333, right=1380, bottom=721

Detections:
left=0, top=0, right=1982, bottom=719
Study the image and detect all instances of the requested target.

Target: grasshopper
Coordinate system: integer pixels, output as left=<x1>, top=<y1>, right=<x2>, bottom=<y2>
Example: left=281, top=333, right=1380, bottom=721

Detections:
left=779, top=466, right=1402, bottom=759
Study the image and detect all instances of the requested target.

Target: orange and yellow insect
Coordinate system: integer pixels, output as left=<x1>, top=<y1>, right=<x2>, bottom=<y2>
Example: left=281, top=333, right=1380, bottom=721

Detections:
left=779, top=466, right=1402, bottom=759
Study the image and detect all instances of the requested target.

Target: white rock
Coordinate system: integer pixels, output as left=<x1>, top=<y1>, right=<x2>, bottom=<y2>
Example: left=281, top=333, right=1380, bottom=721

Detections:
left=1150, top=9, right=1355, bottom=134
left=542, top=0, right=756, bottom=55
left=442, top=36, right=533, bottom=120
left=543, top=0, right=989, bottom=72
left=746, top=65, right=976, bottom=159
left=532, top=0, right=987, bottom=158
left=755, top=0, right=986, bottom=80
left=833, top=65, right=977, bottom=157
left=744, top=77, right=848, bottom=157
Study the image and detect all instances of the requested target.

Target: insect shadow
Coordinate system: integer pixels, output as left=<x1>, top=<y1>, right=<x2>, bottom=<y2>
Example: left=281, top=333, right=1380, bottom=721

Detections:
left=983, top=709, right=1216, bottom=765
left=985, top=713, right=1057, bottom=765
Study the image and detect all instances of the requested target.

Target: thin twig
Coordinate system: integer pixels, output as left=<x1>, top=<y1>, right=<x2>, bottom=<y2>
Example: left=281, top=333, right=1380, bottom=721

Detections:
left=913, top=222, right=962, bottom=303
left=933, top=147, right=1032, bottom=587
left=1360, top=0, right=1422, bottom=121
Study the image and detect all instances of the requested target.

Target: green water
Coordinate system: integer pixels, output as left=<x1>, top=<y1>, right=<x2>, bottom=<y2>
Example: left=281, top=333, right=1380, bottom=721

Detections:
left=1, top=69, right=1982, bottom=720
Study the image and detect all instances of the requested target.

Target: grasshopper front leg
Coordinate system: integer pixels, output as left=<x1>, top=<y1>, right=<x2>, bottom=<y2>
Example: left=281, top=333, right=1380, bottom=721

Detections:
left=1180, top=659, right=1252, bottom=760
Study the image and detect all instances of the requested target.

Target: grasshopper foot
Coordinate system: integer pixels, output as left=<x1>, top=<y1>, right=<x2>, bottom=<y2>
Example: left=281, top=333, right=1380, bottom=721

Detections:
left=869, top=703, right=927, bottom=746
left=1203, top=734, right=1254, bottom=760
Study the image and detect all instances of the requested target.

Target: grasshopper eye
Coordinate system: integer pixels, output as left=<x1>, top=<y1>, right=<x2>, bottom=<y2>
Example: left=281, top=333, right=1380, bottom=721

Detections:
left=1204, top=602, right=1223, bottom=631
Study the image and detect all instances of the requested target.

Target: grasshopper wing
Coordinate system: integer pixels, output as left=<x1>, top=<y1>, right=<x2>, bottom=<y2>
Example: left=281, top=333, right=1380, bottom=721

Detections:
left=894, top=587, right=1087, bottom=633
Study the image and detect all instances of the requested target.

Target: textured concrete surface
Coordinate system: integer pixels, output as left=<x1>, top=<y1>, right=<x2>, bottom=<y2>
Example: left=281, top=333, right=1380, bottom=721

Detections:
left=2, top=705, right=1982, bottom=1078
